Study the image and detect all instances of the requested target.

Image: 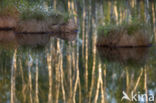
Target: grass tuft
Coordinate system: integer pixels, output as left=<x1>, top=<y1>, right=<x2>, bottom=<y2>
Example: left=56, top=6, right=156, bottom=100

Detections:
left=97, top=21, right=151, bottom=37
left=19, top=6, right=48, bottom=21
left=19, top=6, right=73, bottom=23
left=97, top=24, right=118, bottom=37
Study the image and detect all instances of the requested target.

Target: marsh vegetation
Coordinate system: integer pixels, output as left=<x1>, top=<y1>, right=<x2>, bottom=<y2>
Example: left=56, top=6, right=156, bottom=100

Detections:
left=0, top=0, right=77, bottom=34
left=0, top=0, right=156, bottom=103
left=97, top=22, right=152, bottom=47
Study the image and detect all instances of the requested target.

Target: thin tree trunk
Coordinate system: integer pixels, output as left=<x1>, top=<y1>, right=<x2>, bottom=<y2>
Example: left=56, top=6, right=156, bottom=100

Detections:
left=35, top=58, right=39, bottom=103
left=11, top=49, right=17, bottom=103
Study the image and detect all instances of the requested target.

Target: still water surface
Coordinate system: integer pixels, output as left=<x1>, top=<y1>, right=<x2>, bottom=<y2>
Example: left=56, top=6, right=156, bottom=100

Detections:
left=0, top=0, right=156, bottom=103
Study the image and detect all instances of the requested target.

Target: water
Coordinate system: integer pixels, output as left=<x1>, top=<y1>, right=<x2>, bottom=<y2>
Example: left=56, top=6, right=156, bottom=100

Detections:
left=0, top=0, right=156, bottom=103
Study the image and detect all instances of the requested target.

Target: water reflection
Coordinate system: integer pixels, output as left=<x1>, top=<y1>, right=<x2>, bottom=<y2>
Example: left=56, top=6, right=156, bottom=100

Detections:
left=16, top=34, right=50, bottom=47
left=0, top=0, right=156, bottom=103
left=97, top=47, right=149, bottom=65
left=0, top=31, right=77, bottom=48
left=0, top=31, right=17, bottom=48
left=52, top=32, right=77, bottom=41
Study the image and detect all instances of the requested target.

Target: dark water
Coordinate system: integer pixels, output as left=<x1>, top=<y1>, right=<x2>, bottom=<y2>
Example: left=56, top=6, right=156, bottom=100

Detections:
left=0, top=0, right=156, bottom=103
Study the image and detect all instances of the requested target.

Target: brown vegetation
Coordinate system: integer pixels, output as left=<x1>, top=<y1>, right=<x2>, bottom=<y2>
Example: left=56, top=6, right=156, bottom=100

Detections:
left=15, top=18, right=77, bottom=33
left=59, top=19, right=78, bottom=33
left=0, top=17, right=17, bottom=28
left=0, top=6, right=19, bottom=28
left=15, top=20, right=50, bottom=32
left=97, top=25, right=151, bottom=47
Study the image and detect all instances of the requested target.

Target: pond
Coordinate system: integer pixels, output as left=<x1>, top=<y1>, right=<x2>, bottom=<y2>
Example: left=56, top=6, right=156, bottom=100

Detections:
left=0, top=0, right=156, bottom=103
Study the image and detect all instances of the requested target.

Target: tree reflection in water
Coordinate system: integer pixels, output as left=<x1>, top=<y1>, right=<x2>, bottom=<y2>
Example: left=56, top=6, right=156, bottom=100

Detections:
left=0, top=0, right=156, bottom=103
